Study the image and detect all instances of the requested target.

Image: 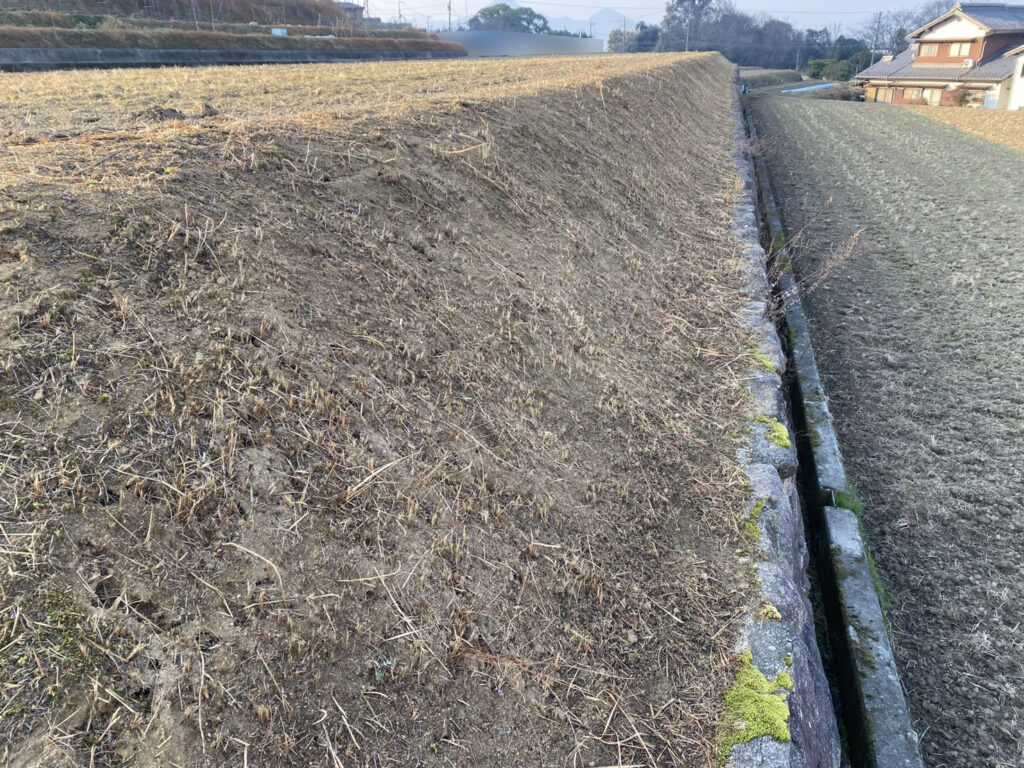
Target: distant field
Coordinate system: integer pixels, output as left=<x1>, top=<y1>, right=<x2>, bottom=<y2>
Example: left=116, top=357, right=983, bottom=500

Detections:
left=0, top=0, right=338, bottom=25
left=739, top=67, right=803, bottom=88
left=0, top=10, right=429, bottom=38
left=1, top=53, right=757, bottom=768
left=904, top=105, right=1024, bottom=154
left=0, top=26, right=461, bottom=53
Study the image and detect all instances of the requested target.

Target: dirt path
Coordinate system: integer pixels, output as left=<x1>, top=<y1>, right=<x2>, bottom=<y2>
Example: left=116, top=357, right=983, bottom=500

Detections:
left=750, top=97, right=1024, bottom=767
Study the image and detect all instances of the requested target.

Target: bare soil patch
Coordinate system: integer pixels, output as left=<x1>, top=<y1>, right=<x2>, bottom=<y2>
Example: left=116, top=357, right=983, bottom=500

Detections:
left=751, top=96, right=1024, bottom=767
left=1, top=54, right=758, bottom=767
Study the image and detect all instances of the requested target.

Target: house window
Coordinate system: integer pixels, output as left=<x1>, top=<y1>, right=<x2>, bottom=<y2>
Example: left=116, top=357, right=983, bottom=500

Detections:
left=919, top=43, right=939, bottom=56
left=949, top=42, right=971, bottom=56
left=904, top=88, right=923, bottom=101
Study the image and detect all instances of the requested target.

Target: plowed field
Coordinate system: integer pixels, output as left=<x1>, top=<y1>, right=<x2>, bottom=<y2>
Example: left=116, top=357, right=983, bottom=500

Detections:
left=751, top=96, right=1024, bottom=768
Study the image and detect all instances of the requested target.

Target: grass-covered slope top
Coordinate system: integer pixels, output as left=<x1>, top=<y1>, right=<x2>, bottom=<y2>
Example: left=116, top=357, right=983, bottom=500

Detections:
left=0, top=26, right=463, bottom=54
left=0, top=0, right=349, bottom=25
left=0, top=53, right=756, bottom=767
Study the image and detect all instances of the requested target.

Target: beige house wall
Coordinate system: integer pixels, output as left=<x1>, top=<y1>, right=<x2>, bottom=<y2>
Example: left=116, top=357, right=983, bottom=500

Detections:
left=919, top=16, right=987, bottom=40
left=1010, top=59, right=1024, bottom=110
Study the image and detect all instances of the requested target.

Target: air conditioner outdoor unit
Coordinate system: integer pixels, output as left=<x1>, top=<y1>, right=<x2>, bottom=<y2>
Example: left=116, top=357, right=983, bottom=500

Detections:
left=963, top=58, right=975, bottom=67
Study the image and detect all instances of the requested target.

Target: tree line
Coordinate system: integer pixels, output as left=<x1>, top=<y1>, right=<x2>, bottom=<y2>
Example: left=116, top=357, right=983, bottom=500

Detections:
left=643, top=0, right=949, bottom=68
left=465, top=3, right=591, bottom=36
left=467, top=0, right=953, bottom=74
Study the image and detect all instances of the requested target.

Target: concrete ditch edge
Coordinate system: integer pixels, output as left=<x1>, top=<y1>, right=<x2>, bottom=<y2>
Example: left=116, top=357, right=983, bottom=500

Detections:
left=742, top=97, right=924, bottom=768
left=726, top=77, right=841, bottom=768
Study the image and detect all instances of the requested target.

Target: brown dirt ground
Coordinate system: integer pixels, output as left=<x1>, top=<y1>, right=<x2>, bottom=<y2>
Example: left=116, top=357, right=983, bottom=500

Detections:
left=1, top=54, right=760, bottom=767
left=751, top=96, right=1024, bottom=767
left=904, top=104, right=1024, bottom=155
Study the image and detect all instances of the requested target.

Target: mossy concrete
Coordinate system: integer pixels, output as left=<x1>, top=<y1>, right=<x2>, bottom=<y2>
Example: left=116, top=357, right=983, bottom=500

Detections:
left=730, top=79, right=840, bottom=768
left=720, top=648, right=791, bottom=756
left=824, top=506, right=923, bottom=768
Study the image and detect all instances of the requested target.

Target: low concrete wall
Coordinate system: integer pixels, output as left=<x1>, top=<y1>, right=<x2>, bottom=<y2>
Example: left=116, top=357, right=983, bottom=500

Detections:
left=0, top=46, right=465, bottom=71
left=437, top=31, right=603, bottom=57
left=728, top=77, right=842, bottom=768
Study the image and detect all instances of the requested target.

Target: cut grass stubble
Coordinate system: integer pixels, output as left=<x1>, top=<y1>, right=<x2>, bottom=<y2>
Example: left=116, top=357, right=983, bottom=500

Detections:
left=1, top=53, right=759, bottom=767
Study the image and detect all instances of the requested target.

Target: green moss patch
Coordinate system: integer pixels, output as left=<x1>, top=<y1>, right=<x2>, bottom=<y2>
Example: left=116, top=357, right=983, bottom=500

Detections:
left=745, top=497, right=767, bottom=548
left=750, top=345, right=778, bottom=374
left=776, top=669, right=794, bottom=691
left=718, top=649, right=791, bottom=760
left=755, top=414, right=791, bottom=449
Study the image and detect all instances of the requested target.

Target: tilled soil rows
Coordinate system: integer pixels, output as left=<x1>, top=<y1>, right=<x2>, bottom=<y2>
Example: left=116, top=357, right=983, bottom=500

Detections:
left=1, top=54, right=759, bottom=767
left=751, top=96, right=1024, bottom=767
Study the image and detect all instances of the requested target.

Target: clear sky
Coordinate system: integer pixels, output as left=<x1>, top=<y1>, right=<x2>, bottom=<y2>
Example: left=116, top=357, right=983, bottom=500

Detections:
left=368, top=1, right=928, bottom=33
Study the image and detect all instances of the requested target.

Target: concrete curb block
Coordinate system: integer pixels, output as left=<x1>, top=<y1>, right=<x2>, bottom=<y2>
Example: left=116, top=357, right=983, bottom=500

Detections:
left=824, top=507, right=923, bottom=768
left=727, top=79, right=841, bottom=768
left=743, top=99, right=924, bottom=768
left=0, top=46, right=465, bottom=71
left=778, top=273, right=847, bottom=501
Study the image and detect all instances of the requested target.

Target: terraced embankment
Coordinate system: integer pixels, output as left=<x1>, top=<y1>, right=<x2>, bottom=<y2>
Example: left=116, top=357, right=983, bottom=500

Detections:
left=750, top=96, right=1024, bottom=767
left=2, top=54, right=773, bottom=767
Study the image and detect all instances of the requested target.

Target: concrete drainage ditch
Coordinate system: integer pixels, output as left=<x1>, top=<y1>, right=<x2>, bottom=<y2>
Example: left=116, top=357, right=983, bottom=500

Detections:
left=727, top=78, right=925, bottom=768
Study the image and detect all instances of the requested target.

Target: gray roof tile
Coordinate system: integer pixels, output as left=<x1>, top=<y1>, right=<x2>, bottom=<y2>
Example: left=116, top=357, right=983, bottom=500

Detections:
left=960, top=3, right=1024, bottom=32
left=856, top=42, right=1023, bottom=82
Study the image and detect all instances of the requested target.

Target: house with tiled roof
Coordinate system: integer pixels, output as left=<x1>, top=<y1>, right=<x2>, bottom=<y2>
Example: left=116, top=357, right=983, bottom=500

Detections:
left=854, top=3, right=1024, bottom=109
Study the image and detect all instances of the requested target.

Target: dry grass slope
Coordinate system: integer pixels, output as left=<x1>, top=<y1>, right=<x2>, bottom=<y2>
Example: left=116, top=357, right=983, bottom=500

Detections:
left=1, top=53, right=756, bottom=767
left=0, top=0, right=341, bottom=25
left=0, top=26, right=462, bottom=53
left=904, top=104, right=1024, bottom=154
left=0, top=11, right=430, bottom=37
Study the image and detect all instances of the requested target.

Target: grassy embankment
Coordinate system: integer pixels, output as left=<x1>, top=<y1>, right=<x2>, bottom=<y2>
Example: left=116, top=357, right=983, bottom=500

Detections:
left=0, top=26, right=462, bottom=53
left=0, top=0, right=340, bottom=25
left=0, top=10, right=430, bottom=37
left=1, top=53, right=760, bottom=767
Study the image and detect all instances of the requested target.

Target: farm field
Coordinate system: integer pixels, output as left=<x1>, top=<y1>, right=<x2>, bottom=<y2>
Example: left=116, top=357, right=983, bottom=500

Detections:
left=904, top=104, right=1024, bottom=155
left=1, top=54, right=759, bottom=767
left=750, top=96, right=1024, bottom=767
left=737, top=67, right=803, bottom=89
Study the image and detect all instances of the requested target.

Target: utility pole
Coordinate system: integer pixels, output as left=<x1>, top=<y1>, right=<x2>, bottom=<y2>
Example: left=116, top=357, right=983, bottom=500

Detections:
left=447, top=0, right=452, bottom=31
left=795, top=47, right=800, bottom=71
left=397, top=0, right=402, bottom=22
left=684, top=3, right=691, bottom=52
left=589, top=21, right=594, bottom=37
